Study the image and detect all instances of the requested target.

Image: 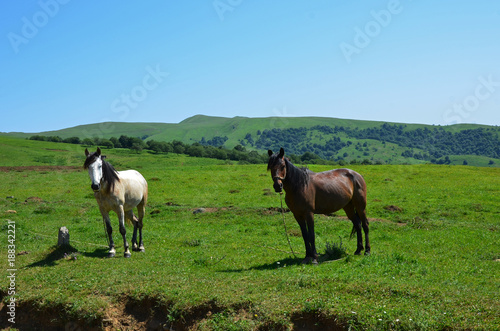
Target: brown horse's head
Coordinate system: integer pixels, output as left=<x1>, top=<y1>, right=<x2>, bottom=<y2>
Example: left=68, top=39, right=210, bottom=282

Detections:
left=267, top=148, right=286, bottom=193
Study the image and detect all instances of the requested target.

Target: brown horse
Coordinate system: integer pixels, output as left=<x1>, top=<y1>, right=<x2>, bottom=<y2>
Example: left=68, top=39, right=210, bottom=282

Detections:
left=268, top=148, right=370, bottom=264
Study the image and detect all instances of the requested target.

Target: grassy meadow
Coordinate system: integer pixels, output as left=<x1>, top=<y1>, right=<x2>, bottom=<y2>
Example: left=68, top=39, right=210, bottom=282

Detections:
left=0, top=137, right=499, bottom=330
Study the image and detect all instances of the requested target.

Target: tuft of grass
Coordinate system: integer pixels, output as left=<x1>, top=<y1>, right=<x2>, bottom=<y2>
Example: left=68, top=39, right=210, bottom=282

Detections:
left=183, top=239, right=202, bottom=247
left=33, top=204, right=55, bottom=214
left=321, top=237, right=348, bottom=262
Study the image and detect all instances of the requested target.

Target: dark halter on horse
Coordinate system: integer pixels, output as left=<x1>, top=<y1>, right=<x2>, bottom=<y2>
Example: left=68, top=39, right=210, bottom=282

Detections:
left=84, top=148, right=120, bottom=192
left=268, top=151, right=310, bottom=192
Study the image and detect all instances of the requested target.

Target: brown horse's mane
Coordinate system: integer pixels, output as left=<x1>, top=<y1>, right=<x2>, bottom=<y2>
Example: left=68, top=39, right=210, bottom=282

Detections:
left=83, top=152, right=120, bottom=191
left=267, top=153, right=310, bottom=190
left=284, top=158, right=310, bottom=190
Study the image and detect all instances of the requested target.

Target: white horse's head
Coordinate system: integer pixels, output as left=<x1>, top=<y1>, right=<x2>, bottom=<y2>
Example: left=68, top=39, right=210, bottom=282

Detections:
left=84, top=147, right=103, bottom=192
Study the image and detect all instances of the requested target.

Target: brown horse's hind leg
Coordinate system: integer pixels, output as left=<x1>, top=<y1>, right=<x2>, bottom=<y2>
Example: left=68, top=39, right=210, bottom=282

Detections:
left=352, top=177, right=371, bottom=255
left=352, top=195, right=370, bottom=255
left=357, top=208, right=370, bottom=255
left=343, top=202, right=364, bottom=255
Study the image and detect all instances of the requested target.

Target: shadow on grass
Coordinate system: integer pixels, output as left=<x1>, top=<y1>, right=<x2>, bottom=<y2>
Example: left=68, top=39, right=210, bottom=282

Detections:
left=26, top=245, right=79, bottom=268
left=80, top=247, right=109, bottom=258
left=220, top=257, right=302, bottom=273
left=26, top=246, right=111, bottom=268
left=220, top=250, right=348, bottom=273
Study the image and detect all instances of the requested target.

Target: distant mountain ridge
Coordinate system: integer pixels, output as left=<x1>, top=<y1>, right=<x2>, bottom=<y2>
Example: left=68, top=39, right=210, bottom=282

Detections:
left=2, top=114, right=499, bottom=166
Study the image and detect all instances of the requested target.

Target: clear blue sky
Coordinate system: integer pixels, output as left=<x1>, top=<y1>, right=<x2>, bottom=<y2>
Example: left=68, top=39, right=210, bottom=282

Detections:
left=1, top=1, right=499, bottom=133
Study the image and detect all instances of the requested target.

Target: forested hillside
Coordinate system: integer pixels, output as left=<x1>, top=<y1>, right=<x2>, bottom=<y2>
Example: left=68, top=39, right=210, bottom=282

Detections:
left=5, top=115, right=499, bottom=166
left=240, top=124, right=500, bottom=162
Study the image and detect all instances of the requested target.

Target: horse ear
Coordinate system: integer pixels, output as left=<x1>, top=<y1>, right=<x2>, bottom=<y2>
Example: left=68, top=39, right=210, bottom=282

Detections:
left=96, top=147, right=101, bottom=156
left=268, top=150, right=273, bottom=157
left=279, top=148, right=285, bottom=158
left=85, top=148, right=89, bottom=157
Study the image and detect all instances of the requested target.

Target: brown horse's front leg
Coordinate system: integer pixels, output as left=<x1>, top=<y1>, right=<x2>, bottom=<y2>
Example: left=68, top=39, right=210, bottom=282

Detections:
left=296, top=213, right=318, bottom=264
left=305, top=213, right=318, bottom=261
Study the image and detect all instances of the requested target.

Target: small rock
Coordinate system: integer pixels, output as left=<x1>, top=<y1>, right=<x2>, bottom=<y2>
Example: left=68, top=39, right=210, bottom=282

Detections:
left=6, top=210, right=17, bottom=214
left=193, top=208, right=206, bottom=215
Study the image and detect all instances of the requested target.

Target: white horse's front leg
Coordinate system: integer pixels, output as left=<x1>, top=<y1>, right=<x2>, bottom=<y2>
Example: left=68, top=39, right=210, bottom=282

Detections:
left=117, top=207, right=131, bottom=258
left=102, top=211, right=116, bottom=258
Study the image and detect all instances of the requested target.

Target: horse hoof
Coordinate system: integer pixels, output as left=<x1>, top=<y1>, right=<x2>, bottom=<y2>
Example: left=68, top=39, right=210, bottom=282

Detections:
left=139, top=247, right=145, bottom=252
left=107, top=253, right=115, bottom=258
left=302, top=257, right=318, bottom=265
left=364, top=251, right=371, bottom=256
left=354, top=250, right=362, bottom=256
left=124, top=252, right=131, bottom=258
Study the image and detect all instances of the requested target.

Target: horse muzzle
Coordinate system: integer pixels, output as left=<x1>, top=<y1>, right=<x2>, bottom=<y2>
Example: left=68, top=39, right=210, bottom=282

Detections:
left=273, top=177, right=283, bottom=193
left=91, top=183, right=101, bottom=192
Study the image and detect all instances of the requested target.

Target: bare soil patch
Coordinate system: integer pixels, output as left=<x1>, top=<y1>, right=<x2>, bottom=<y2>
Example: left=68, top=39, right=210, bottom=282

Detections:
left=261, top=206, right=290, bottom=215
left=384, top=204, right=403, bottom=212
left=0, top=295, right=347, bottom=330
left=0, top=166, right=81, bottom=172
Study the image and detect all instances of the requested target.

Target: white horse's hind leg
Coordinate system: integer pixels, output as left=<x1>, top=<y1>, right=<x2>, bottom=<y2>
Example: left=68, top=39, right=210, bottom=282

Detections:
left=127, top=210, right=140, bottom=251
left=137, top=200, right=145, bottom=252
left=132, top=215, right=142, bottom=251
left=118, top=207, right=131, bottom=258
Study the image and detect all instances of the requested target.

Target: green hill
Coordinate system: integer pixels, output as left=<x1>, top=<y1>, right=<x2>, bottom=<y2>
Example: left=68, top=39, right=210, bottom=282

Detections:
left=1, top=115, right=499, bottom=166
left=0, top=115, right=442, bottom=142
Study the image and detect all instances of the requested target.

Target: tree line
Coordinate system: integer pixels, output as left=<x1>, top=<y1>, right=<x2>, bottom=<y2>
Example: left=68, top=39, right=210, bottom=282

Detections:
left=240, top=124, right=500, bottom=161
left=29, top=121, right=499, bottom=165
left=29, top=135, right=268, bottom=164
left=340, top=123, right=500, bottom=159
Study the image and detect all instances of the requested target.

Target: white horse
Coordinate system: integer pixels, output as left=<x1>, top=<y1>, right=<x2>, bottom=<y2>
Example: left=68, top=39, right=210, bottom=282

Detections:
left=84, top=148, right=148, bottom=258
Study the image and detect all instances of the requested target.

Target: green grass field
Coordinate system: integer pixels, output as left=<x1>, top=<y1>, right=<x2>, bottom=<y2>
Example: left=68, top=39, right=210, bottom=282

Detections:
left=1, top=137, right=499, bottom=330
